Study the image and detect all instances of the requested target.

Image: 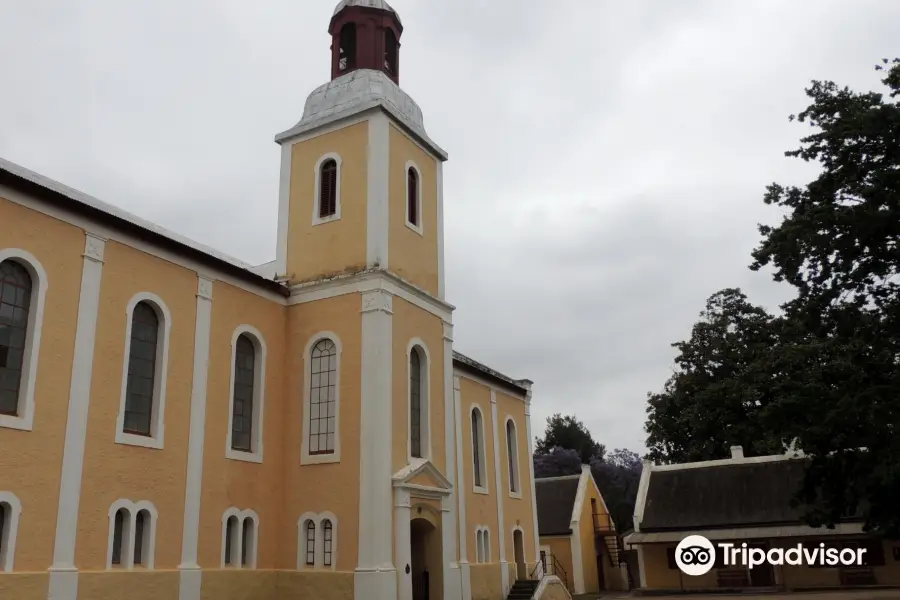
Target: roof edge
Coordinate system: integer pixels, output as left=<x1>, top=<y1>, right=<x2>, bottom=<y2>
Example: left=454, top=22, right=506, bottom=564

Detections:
left=452, top=351, right=529, bottom=395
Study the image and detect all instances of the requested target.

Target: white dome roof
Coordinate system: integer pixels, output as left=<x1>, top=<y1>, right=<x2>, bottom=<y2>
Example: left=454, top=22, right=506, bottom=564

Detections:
left=333, top=0, right=400, bottom=23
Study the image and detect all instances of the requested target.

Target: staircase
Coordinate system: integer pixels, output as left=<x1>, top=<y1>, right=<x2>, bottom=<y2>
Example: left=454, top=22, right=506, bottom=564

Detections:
left=506, top=579, right=540, bottom=600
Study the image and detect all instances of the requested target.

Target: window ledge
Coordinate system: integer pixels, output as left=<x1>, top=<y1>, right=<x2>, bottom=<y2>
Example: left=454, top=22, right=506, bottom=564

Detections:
left=313, top=214, right=341, bottom=227
left=509, top=491, right=523, bottom=500
left=473, top=486, right=489, bottom=496
left=226, top=448, right=263, bottom=464
left=116, top=430, right=164, bottom=450
left=301, top=451, right=341, bottom=465
left=405, top=220, right=424, bottom=236
left=0, top=413, right=33, bottom=432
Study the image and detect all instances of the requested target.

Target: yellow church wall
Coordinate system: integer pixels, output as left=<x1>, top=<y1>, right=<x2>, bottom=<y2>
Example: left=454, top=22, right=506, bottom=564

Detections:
left=197, top=281, right=286, bottom=570
left=76, top=239, right=198, bottom=569
left=496, top=390, right=537, bottom=569
left=469, top=563, right=502, bottom=600
left=459, top=377, right=499, bottom=553
left=388, top=124, right=439, bottom=296
left=0, top=572, right=50, bottom=600
left=200, top=569, right=279, bottom=600
left=286, top=122, right=369, bottom=284
left=0, top=197, right=84, bottom=571
left=77, top=571, right=180, bottom=600
left=539, top=536, right=574, bottom=593
left=276, top=570, right=354, bottom=600
left=577, top=480, right=609, bottom=593
left=281, top=293, right=362, bottom=572
left=391, top=297, right=446, bottom=474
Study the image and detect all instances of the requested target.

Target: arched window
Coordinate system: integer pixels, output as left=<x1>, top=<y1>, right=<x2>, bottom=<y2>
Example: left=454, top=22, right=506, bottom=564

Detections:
left=384, top=28, right=398, bottom=73
left=322, top=519, right=333, bottom=567
left=475, top=529, right=483, bottom=563
left=471, top=407, right=487, bottom=490
left=123, top=301, right=159, bottom=436
left=221, top=508, right=258, bottom=569
left=305, top=521, right=316, bottom=566
left=111, top=508, right=127, bottom=566
left=133, top=510, right=147, bottom=565
left=406, top=166, right=420, bottom=228
left=319, top=159, right=338, bottom=220
left=339, top=23, right=356, bottom=71
left=241, top=517, right=254, bottom=566
left=506, top=419, right=520, bottom=494
left=409, top=346, right=423, bottom=458
left=224, top=515, right=238, bottom=565
left=309, top=338, right=338, bottom=455
left=231, top=334, right=256, bottom=452
left=0, top=260, right=32, bottom=417
left=0, top=492, right=21, bottom=572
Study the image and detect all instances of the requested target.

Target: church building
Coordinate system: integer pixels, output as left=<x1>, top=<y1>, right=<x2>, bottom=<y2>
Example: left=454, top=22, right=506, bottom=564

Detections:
left=0, top=2, right=550, bottom=600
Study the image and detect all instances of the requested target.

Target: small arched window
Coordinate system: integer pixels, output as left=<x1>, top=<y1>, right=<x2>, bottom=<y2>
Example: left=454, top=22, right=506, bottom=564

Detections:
left=123, top=301, right=159, bottom=436
left=407, top=167, right=419, bottom=228
left=506, top=419, right=520, bottom=494
left=384, top=29, right=398, bottom=73
left=224, top=515, right=238, bottom=565
left=111, top=508, right=127, bottom=566
left=241, top=517, right=254, bottom=566
left=231, top=334, right=256, bottom=452
left=471, top=407, right=486, bottom=489
left=305, top=521, right=316, bottom=566
left=134, top=510, right=147, bottom=565
left=409, top=347, right=422, bottom=458
left=0, top=260, right=32, bottom=417
left=309, top=338, right=338, bottom=455
left=323, top=519, right=333, bottom=566
left=319, top=159, right=338, bottom=219
left=339, top=23, right=356, bottom=71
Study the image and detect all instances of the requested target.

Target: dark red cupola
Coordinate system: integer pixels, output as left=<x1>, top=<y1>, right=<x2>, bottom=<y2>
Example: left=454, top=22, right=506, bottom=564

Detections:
left=329, top=0, right=403, bottom=84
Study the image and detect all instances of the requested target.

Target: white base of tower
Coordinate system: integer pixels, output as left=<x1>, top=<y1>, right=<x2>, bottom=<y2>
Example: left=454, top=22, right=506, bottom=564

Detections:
left=355, top=567, right=399, bottom=600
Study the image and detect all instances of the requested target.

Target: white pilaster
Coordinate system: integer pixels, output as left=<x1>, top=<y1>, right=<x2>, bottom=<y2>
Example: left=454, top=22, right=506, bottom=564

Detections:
left=356, top=288, right=397, bottom=600
left=524, top=388, right=541, bottom=567
left=367, top=112, right=390, bottom=269
left=275, top=141, right=293, bottom=276
left=441, top=323, right=461, bottom=600
left=436, top=159, right=445, bottom=300
left=490, top=390, right=509, bottom=597
left=48, top=233, right=107, bottom=600
left=453, top=376, right=471, bottom=600
left=394, top=489, right=413, bottom=600
left=178, top=276, right=215, bottom=600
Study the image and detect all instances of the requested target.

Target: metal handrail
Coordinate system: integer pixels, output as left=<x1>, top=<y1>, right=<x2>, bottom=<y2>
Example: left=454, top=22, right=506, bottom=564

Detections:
left=529, top=554, right=568, bottom=596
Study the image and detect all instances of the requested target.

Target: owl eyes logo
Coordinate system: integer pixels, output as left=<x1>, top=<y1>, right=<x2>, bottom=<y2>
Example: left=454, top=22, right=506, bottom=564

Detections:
left=675, top=535, right=716, bottom=576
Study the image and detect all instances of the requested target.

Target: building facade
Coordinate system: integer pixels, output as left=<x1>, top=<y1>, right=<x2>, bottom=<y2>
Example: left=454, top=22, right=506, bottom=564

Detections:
left=535, top=465, right=626, bottom=596
left=626, top=446, right=900, bottom=593
left=0, top=2, right=542, bottom=600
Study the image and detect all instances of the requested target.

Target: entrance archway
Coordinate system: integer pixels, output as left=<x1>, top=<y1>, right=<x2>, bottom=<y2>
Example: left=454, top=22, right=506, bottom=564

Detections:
left=513, top=528, right=527, bottom=580
left=411, top=517, right=443, bottom=600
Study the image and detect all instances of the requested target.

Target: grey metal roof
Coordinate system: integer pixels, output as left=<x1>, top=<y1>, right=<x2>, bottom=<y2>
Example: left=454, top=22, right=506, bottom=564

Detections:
left=535, top=475, right=580, bottom=536
left=452, top=351, right=530, bottom=394
left=640, top=459, right=812, bottom=531
left=333, top=0, right=399, bottom=23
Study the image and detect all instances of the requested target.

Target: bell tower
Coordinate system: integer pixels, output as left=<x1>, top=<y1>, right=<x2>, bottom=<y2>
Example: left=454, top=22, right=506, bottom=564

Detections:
left=330, top=0, right=403, bottom=84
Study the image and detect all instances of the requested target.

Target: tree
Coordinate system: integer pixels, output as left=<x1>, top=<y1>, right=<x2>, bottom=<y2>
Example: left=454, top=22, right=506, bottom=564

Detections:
left=750, top=58, right=900, bottom=537
left=533, top=446, right=582, bottom=478
left=535, top=413, right=605, bottom=463
left=644, top=288, right=785, bottom=464
left=591, top=449, right=643, bottom=532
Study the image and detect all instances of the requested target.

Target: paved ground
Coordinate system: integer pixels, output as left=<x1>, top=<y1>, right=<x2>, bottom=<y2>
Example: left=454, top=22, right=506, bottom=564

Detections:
left=574, top=591, right=900, bottom=600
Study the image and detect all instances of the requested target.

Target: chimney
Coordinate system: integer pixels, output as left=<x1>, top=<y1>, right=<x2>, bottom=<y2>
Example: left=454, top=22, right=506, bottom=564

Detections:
left=730, top=446, right=744, bottom=459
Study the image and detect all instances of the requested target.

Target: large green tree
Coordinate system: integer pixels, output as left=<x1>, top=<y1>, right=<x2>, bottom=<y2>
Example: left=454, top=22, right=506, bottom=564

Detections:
left=534, top=413, right=605, bottom=463
left=644, top=58, right=900, bottom=536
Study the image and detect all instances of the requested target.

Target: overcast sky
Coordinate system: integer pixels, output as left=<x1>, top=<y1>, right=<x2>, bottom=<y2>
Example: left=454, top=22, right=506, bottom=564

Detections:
left=1, top=0, right=898, bottom=455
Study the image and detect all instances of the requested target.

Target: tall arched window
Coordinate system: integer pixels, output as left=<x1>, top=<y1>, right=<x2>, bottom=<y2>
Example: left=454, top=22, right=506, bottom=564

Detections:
left=384, top=28, right=398, bottom=73
left=309, top=338, right=338, bottom=455
left=111, top=508, right=127, bottom=566
left=409, top=347, right=422, bottom=458
left=323, top=519, right=333, bottom=567
left=231, top=334, right=256, bottom=452
left=133, top=510, right=147, bottom=565
left=471, top=407, right=486, bottom=490
left=0, top=260, right=32, bottom=417
left=123, top=301, right=159, bottom=436
left=407, top=167, right=419, bottom=227
left=241, top=517, right=254, bottom=566
left=224, top=515, right=238, bottom=565
left=305, top=521, right=316, bottom=566
left=319, top=159, right=338, bottom=219
left=339, top=23, right=356, bottom=71
left=506, top=419, right=520, bottom=494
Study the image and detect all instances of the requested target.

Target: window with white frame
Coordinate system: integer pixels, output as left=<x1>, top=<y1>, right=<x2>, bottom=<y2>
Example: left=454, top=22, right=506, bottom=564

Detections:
left=297, top=512, right=338, bottom=570
left=405, top=162, right=423, bottom=234
left=0, top=492, right=21, bottom=572
left=221, top=508, right=258, bottom=569
left=0, top=252, right=47, bottom=432
left=227, top=327, right=266, bottom=462
left=116, top=293, right=171, bottom=448
left=107, top=500, right=157, bottom=569
left=475, top=526, right=490, bottom=563
left=506, top=418, right=521, bottom=495
left=471, top=406, right=487, bottom=492
left=303, top=333, right=341, bottom=464
left=314, top=154, right=342, bottom=224
left=408, top=342, right=429, bottom=460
